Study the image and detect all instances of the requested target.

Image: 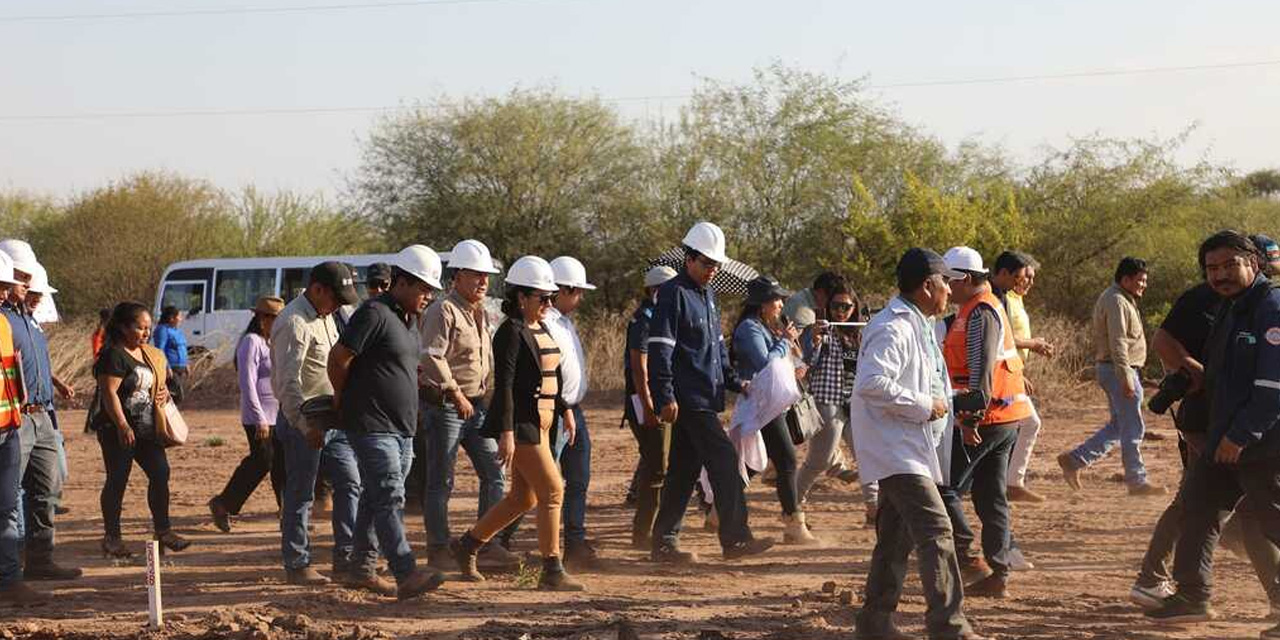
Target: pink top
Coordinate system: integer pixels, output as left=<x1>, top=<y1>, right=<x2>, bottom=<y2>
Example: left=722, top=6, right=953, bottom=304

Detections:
left=237, top=333, right=278, bottom=426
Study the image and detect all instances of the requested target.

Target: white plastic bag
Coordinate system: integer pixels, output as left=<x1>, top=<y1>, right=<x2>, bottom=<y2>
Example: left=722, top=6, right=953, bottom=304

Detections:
left=730, top=357, right=801, bottom=437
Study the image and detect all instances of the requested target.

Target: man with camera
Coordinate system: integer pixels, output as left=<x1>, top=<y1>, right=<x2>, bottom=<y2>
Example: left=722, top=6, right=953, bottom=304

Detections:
left=1143, top=231, right=1280, bottom=634
left=938, top=246, right=1030, bottom=599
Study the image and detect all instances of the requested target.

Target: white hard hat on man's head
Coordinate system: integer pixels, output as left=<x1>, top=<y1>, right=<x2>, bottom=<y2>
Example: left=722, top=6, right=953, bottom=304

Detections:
left=549, top=256, right=596, bottom=290
left=0, top=253, right=19, bottom=286
left=448, top=239, right=501, bottom=274
left=943, top=246, right=988, bottom=276
left=644, top=265, right=678, bottom=288
left=505, top=256, right=559, bottom=293
left=682, top=221, right=728, bottom=264
left=394, top=245, right=444, bottom=290
left=0, top=239, right=39, bottom=276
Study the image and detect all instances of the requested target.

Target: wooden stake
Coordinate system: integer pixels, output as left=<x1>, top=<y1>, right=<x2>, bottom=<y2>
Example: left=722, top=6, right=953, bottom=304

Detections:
left=146, top=540, right=163, bottom=628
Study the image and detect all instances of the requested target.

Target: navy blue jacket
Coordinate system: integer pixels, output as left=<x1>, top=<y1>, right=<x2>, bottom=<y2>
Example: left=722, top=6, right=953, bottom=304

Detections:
left=1, top=303, right=53, bottom=409
left=1206, top=275, right=1280, bottom=462
left=647, top=271, right=742, bottom=413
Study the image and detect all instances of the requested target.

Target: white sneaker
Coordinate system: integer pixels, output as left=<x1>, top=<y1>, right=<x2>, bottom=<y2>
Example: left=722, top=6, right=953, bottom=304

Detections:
left=1008, top=546, right=1035, bottom=571
left=1130, top=581, right=1175, bottom=610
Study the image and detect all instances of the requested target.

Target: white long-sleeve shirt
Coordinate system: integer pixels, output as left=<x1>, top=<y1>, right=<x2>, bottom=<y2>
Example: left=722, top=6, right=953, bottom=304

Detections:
left=849, top=296, right=954, bottom=486
left=544, top=308, right=587, bottom=406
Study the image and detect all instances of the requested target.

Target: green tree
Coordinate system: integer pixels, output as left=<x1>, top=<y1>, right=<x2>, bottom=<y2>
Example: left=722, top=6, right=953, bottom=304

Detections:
left=223, top=187, right=383, bottom=258
left=39, top=172, right=237, bottom=314
left=349, top=88, right=655, bottom=310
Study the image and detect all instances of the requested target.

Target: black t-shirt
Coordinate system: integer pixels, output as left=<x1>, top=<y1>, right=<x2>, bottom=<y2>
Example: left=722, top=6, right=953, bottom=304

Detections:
left=338, top=294, right=420, bottom=437
left=92, top=346, right=157, bottom=439
left=1159, top=282, right=1219, bottom=361
left=623, top=300, right=655, bottom=396
left=1159, top=282, right=1220, bottom=433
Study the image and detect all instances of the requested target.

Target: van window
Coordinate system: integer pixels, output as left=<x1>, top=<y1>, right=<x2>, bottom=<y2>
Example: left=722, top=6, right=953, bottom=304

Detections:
left=281, top=268, right=308, bottom=303
left=161, top=282, right=205, bottom=314
left=215, top=269, right=277, bottom=311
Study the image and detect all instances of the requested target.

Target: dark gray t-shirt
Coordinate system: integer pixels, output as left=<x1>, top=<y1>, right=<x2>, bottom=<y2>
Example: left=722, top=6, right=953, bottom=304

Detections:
left=338, top=293, right=420, bottom=437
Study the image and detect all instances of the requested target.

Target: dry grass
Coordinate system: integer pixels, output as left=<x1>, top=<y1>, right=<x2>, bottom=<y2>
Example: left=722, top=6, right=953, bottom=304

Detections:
left=579, top=310, right=629, bottom=395
left=1023, top=311, right=1102, bottom=410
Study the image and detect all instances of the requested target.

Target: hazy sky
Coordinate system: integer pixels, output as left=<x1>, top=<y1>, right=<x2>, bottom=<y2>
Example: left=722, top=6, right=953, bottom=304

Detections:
left=2, top=0, right=1278, bottom=200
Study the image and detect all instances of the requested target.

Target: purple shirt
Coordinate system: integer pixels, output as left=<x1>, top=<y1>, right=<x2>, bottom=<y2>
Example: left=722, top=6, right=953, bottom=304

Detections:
left=237, top=333, right=278, bottom=426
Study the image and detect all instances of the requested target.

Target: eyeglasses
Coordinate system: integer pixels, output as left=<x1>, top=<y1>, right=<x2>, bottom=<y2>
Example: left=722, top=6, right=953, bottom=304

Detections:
left=694, top=255, right=721, bottom=270
left=538, top=294, right=555, bottom=306
left=830, top=303, right=855, bottom=311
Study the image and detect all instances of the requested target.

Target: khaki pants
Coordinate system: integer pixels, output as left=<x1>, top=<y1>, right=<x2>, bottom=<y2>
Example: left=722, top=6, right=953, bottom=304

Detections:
left=470, top=424, right=564, bottom=558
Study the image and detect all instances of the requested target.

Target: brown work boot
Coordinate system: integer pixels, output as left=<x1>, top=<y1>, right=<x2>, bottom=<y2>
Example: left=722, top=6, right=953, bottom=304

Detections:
left=334, top=570, right=396, bottom=596
left=396, top=567, right=444, bottom=601
left=966, top=572, right=1009, bottom=599
left=284, top=566, right=331, bottom=586
left=564, top=539, right=602, bottom=570
left=450, top=535, right=486, bottom=582
left=1007, top=485, right=1046, bottom=503
left=208, top=497, right=232, bottom=533
left=0, top=580, right=46, bottom=605
left=1128, top=482, right=1167, bottom=497
left=537, top=557, right=585, bottom=592
left=23, top=549, right=82, bottom=581
left=959, top=555, right=994, bottom=586
left=1057, top=452, right=1083, bottom=490
left=476, top=542, right=520, bottom=571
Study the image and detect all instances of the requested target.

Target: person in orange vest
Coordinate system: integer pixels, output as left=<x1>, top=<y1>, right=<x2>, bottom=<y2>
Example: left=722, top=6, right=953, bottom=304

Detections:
left=938, top=246, right=1034, bottom=600
left=0, top=251, right=46, bottom=604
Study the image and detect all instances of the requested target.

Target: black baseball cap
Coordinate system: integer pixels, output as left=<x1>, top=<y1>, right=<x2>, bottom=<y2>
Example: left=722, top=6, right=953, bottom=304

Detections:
left=1252, top=234, right=1280, bottom=267
left=309, top=261, right=360, bottom=305
left=896, top=248, right=963, bottom=290
left=745, top=276, right=791, bottom=306
left=366, top=262, right=392, bottom=285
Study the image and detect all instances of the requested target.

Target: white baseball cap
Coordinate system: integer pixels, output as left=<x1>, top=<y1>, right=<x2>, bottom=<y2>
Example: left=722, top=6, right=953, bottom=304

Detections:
left=943, top=246, right=988, bottom=275
left=644, top=265, right=678, bottom=288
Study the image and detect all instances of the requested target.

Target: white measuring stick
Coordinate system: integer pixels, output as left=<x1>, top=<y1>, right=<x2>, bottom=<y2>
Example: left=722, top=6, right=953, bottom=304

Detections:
left=146, top=540, right=164, bottom=628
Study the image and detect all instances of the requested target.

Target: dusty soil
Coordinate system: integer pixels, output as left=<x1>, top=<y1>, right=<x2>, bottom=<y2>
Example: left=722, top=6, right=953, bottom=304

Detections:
left=0, top=393, right=1271, bottom=639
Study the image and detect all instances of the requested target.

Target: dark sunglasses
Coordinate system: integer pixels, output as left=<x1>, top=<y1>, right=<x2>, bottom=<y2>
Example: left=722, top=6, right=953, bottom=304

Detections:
left=830, top=302, right=855, bottom=311
left=538, top=294, right=555, bottom=305
left=695, top=255, right=721, bottom=270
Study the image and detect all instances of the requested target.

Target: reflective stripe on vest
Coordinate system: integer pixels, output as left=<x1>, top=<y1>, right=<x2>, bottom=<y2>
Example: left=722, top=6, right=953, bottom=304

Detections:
left=0, top=314, right=21, bottom=429
left=942, top=290, right=1034, bottom=426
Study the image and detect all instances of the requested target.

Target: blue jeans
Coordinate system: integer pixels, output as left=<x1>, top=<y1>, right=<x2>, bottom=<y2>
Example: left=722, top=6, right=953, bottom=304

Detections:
left=278, top=416, right=362, bottom=571
left=422, top=399, right=510, bottom=549
left=350, top=433, right=416, bottom=581
left=556, top=406, right=591, bottom=543
left=0, top=429, right=20, bottom=586
left=1070, top=365, right=1148, bottom=486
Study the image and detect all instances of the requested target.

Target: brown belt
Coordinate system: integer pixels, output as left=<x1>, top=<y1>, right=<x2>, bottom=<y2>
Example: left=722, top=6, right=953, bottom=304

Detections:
left=20, top=404, right=46, bottom=415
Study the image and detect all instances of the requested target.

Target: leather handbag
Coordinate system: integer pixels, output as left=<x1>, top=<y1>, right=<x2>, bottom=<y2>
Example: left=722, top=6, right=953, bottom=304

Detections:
left=786, top=390, right=822, bottom=446
left=139, top=345, right=188, bottom=447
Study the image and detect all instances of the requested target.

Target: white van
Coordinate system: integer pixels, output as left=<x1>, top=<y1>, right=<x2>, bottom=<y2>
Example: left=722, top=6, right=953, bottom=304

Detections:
left=154, top=251, right=501, bottom=364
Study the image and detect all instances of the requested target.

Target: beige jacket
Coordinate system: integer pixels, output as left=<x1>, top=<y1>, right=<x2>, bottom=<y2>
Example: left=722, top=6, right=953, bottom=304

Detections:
left=418, top=291, right=492, bottom=400
left=270, top=293, right=341, bottom=431
left=1092, top=283, right=1147, bottom=380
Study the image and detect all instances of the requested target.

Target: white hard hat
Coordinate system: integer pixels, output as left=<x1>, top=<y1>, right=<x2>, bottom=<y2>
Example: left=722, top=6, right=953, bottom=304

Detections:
left=0, top=252, right=19, bottom=286
left=505, top=256, right=559, bottom=293
left=394, top=245, right=444, bottom=290
left=943, top=246, right=988, bottom=275
left=644, top=265, right=677, bottom=288
left=681, top=221, right=728, bottom=264
left=549, top=256, right=596, bottom=291
left=26, top=263, right=56, bottom=295
left=0, top=239, right=39, bottom=276
left=448, top=239, right=500, bottom=274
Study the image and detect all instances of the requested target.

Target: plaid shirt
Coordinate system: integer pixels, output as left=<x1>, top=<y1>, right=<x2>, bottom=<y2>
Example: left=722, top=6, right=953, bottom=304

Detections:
left=804, top=329, right=857, bottom=406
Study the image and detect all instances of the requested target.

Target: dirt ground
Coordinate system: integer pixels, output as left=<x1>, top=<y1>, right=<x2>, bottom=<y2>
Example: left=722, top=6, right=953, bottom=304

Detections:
left=0, top=393, right=1272, bottom=639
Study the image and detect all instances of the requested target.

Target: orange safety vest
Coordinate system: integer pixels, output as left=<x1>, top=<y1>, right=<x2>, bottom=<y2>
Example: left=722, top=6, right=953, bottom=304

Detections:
left=0, top=314, right=22, bottom=430
left=942, top=290, right=1033, bottom=426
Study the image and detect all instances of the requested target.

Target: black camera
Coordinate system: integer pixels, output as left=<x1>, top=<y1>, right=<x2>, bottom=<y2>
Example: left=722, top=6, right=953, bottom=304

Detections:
left=1148, top=369, right=1192, bottom=415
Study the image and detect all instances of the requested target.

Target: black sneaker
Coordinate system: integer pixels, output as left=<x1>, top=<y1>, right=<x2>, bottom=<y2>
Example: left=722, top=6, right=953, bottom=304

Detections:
left=651, top=544, right=698, bottom=565
left=1144, top=593, right=1215, bottom=623
left=723, top=537, right=774, bottom=560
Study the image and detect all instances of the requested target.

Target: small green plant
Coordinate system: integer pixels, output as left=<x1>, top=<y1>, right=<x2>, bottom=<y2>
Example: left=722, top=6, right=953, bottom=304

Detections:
left=513, top=558, right=539, bottom=589
left=204, top=437, right=225, bottom=447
